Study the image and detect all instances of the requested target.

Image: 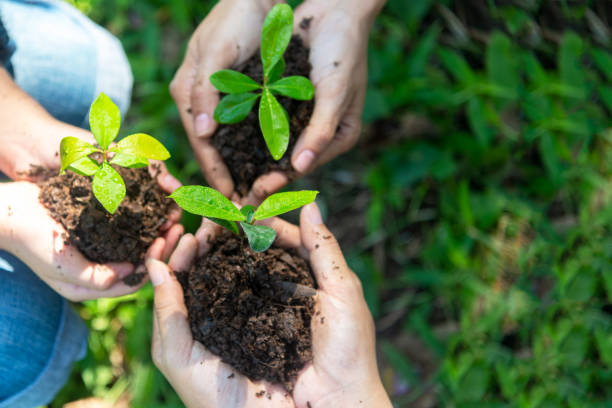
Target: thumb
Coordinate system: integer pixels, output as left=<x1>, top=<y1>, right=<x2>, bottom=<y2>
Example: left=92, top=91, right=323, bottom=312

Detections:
left=300, top=203, right=352, bottom=292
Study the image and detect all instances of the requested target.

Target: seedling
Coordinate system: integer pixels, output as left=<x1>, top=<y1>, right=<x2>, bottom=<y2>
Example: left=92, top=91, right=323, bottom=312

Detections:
left=59, top=93, right=171, bottom=214
left=210, top=4, right=314, bottom=160
left=169, top=186, right=318, bottom=252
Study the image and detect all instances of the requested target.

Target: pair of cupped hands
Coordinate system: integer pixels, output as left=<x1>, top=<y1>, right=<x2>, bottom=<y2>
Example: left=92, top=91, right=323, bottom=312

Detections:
left=2, top=0, right=391, bottom=406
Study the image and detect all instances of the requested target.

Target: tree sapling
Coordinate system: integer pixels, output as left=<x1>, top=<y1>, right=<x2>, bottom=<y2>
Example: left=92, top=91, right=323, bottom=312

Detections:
left=59, top=92, right=171, bottom=214
left=169, top=186, right=318, bottom=252
left=209, top=3, right=315, bottom=160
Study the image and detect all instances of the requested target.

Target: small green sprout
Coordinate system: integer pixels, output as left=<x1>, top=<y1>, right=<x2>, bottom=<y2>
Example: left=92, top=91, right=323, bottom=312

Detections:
left=210, top=4, right=315, bottom=160
left=169, top=186, right=318, bottom=252
left=59, top=92, right=171, bottom=214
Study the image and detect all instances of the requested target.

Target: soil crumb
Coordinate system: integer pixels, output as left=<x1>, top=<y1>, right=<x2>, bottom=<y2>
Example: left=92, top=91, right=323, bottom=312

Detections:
left=211, top=36, right=314, bottom=197
left=177, top=231, right=315, bottom=391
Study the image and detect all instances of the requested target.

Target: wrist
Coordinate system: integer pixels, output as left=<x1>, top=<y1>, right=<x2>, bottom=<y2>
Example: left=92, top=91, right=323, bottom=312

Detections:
left=319, top=377, right=391, bottom=408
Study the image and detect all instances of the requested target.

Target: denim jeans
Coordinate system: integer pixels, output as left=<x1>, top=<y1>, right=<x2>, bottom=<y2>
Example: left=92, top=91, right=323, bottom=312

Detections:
left=0, top=0, right=133, bottom=406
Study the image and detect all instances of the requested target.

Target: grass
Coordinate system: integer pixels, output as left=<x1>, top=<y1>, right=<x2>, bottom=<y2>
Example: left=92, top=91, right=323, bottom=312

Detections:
left=52, top=1, right=612, bottom=407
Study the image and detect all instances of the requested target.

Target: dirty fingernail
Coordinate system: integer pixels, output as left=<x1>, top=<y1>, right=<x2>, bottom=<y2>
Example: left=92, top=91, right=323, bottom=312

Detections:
left=146, top=258, right=167, bottom=287
left=304, top=203, right=322, bottom=225
left=293, top=150, right=315, bottom=173
left=194, top=113, right=212, bottom=137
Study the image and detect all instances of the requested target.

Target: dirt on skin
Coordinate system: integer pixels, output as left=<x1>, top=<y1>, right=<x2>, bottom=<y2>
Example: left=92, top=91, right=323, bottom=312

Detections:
left=211, top=36, right=314, bottom=197
left=38, top=165, right=170, bottom=283
left=177, top=231, right=316, bottom=392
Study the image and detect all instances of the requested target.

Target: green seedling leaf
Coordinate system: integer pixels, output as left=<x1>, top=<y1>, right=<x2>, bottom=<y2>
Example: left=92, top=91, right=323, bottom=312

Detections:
left=269, top=76, right=315, bottom=100
left=268, top=57, right=285, bottom=83
left=92, top=162, right=126, bottom=214
left=89, top=92, right=121, bottom=150
left=109, top=152, right=149, bottom=168
left=261, top=4, right=293, bottom=78
left=68, top=157, right=100, bottom=176
left=169, top=186, right=245, bottom=221
left=60, top=136, right=100, bottom=172
left=208, top=217, right=240, bottom=235
left=210, top=69, right=261, bottom=94
left=214, top=93, right=260, bottom=124
left=113, top=133, right=170, bottom=160
left=259, top=89, right=289, bottom=160
left=240, top=205, right=255, bottom=223
left=240, top=222, right=276, bottom=252
left=254, top=190, right=318, bottom=220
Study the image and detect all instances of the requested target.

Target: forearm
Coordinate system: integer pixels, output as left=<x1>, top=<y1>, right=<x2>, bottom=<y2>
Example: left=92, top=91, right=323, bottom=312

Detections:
left=0, top=182, right=16, bottom=252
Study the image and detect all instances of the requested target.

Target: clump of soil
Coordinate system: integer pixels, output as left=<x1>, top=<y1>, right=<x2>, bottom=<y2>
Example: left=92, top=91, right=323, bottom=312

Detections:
left=39, top=166, right=170, bottom=270
left=177, top=231, right=316, bottom=391
left=211, top=36, right=314, bottom=197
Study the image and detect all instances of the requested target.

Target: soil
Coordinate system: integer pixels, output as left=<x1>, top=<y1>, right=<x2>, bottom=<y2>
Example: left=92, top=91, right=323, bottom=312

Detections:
left=211, top=36, right=314, bottom=197
left=38, top=165, right=170, bottom=279
left=177, top=231, right=316, bottom=391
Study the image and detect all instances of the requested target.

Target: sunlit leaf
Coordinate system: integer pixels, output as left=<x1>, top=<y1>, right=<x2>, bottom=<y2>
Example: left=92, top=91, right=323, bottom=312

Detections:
left=210, top=69, right=261, bottom=93
left=208, top=217, right=240, bottom=235
left=261, top=4, right=293, bottom=78
left=92, top=162, right=126, bottom=214
left=113, top=133, right=170, bottom=160
left=240, top=222, right=276, bottom=252
left=169, top=186, right=245, bottom=221
left=254, top=191, right=318, bottom=220
left=90, top=92, right=121, bottom=149
left=268, top=76, right=315, bottom=100
left=259, top=89, right=289, bottom=160
left=68, top=156, right=100, bottom=176
left=109, top=152, right=149, bottom=168
left=60, top=136, right=100, bottom=173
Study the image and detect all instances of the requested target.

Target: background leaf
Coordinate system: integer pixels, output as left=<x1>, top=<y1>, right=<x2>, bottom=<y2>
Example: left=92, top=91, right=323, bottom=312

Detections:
left=114, top=133, right=170, bottom=160
left=254, top=190, right=318, bottom=220
left=240, top=222, right=276, bottom=252
left=210, top=69, right=261, bottom=93
left=60, top=137, right=100, bottom=172
left=89, top=92, right=121, bottom=149
left=92, top=162, right=126, bottom=214
left=169, top=186, right=245, bottom=221
left=268, top=76, right=315, bottom=100
left=260, top=3, right=293, bottom=78
left=259, top=89, right=289, bottom=160
left=214, top=93, right=260, bottom=124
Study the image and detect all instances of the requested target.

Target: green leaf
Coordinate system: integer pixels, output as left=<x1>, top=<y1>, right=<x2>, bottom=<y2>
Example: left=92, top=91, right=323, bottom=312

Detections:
left=214, top=93, right=260, bottom=124
left=592, top=48, right=612, bottom=83
left=109, top=152, right=149, bottom=168
left=268, top=76, right=315, bottom=100
left=438, top=48, right=475, bottom=84
left=486, top=32, right=519, bottom=99
left=240, top=222, right=276, bottom=252
left=559, top=32, right=586, bottom=98
left=254, top=190, right=318, bottom=220
left=467, top=97, right=492, bottom=146
left=168, top=186, right=245, bottom=221
left=261, top=4, right=293, bottom=78
left=60, top=136, right=100, bottom=172
left=259, top=89, right=289, bottom=160
left=113, top=133, right=170, bottom=160
left=68, top=157, right=100, bottom=176
left=210, top=69, right=261, bottom=94
left=92, top=162, right=126, bottom=214
left=207, top=217, right=240, bottom=235
left=240, top=205, right=255, bottom=223
left=89, top=92, right=121, bottom=150
left=268, top=57, right=285, bottom=83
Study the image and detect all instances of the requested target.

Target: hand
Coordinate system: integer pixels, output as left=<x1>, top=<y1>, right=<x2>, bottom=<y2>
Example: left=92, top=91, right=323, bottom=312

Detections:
left=146, top=204, right=391, bottom=408
left=0, top=181, right=183, bottom=302
left=170, top=0, right=280, bottom=198
left=245, top=0, right=384, bottom=204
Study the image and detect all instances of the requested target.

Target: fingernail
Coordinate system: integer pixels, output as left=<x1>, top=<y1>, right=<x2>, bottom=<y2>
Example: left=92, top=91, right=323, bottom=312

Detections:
left=194, top=113, right=211, bottom=137
left=293, top=150, right=315, bottom=173
left=304, top=203, right=323, bottom=225
left=146, top=258, right=167, bottom=287
left=164, top=174, right=181, bottom=192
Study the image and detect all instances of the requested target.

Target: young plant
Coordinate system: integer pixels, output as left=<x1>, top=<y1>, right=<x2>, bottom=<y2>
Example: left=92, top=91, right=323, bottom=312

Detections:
left=209, top=3, right=315, bottom=160
left=169, top=186, right=318, bottom=252
left=59, top=92, right=170, bottom=214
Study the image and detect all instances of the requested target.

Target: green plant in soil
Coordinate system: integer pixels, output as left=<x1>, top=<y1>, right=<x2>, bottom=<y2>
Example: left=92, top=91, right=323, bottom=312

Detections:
left=170, top=186, right=317, bottom=252
left=59, top=92, right=171, bottom=214
left=210, top=3, right=315, bottom=160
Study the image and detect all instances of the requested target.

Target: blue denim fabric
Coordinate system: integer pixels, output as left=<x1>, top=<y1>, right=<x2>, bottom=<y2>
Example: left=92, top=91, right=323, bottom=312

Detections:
left=0, top=0, right=133, bottom=406
left=0, top=10, right=15, bottom=75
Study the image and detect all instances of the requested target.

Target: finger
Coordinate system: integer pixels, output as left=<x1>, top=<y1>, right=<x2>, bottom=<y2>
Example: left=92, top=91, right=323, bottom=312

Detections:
left=53, top=277, right=146, bottom=302
left=151, top=161, right=182, bottom=194
left=244, top=171, right=290, bottom=206
left=300, top=203, right=353, bottom=291
left=195, top=217, right=223, bottom=256
left=291, top=79, right=349, bottom=174
left=256, top=217, right=304, bottom=254
left=193, top=141, right=235, bottom=197
left=160, top=202, right=183, bottom=231
left=162, top=224, right=184, bottom=261
left=146, top=258, right=193, bottom=366
left=168, top=234, right=198, bottom=272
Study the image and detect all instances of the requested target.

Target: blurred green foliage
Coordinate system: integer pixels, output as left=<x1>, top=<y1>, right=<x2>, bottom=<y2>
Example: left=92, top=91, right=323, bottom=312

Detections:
left=53, top=0, right=612, bottom=407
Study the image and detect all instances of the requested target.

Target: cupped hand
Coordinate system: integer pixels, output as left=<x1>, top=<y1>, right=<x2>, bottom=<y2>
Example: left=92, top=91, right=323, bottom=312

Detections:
left=146, top=204, right=391, bottom=408
left=0, top=181, right=183, bottom=302
left=170, top=0, right=277, bottom=198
